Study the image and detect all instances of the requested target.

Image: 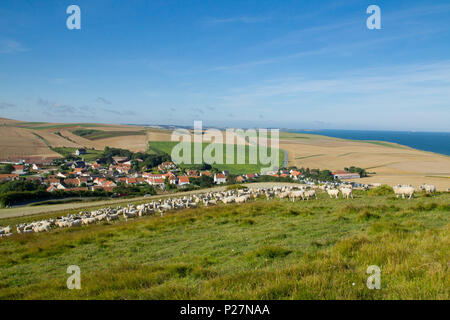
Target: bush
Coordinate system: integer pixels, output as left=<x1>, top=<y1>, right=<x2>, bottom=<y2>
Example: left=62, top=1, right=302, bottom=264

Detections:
left=226, top=184, right=247, bottom=191
left=252, top=246, right=292, bottom=259
left=368, top=185, right=393, bottom=196
left=0, top=164, right=14, bottom=174
left=0, top=189, right=113, bottom=207
left=0, top=179, right=45, bottom=194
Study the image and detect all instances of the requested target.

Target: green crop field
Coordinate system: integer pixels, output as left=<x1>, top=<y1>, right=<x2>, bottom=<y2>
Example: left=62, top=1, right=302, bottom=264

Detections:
left=51, top=147, right=103, bottom=161
left=29, top=124, right=107, bottom=130
left=72, top=129, right=147, bottom=140
left=358, top=141, right=409, bottom=149
left=148, top=141, right=285, bottom=174
left=0, top=191, right=448, bottom=299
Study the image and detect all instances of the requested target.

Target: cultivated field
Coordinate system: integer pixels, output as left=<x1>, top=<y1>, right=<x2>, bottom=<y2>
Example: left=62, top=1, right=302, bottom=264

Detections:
left=148, top=141, right=284, bottom=174
left=0, top=191, right=448, bottom=299
left=279, top=133, right=450, bottom=191
left=0, top=120, right=152, bottom=158
left=0, top=126, right=61, bottom=160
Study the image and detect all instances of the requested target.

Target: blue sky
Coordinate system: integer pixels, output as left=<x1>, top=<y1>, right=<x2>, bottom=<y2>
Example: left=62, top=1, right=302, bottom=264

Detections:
left=0, top=0, right=449, bottom=131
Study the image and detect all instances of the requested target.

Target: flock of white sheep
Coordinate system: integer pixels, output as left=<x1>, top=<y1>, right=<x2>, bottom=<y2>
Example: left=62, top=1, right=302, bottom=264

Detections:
left=0, top=183, right=439, bottom=239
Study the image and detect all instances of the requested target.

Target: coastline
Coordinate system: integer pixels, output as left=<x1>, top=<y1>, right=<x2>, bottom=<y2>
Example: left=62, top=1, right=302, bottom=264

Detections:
left=288, top=129, right=450, bottom=156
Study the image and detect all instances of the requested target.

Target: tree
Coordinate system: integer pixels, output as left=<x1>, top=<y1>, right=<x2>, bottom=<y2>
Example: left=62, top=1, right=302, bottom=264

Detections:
left=0, top=164, right=14, bottom=174
left=190, top=175, right=214, bottom=188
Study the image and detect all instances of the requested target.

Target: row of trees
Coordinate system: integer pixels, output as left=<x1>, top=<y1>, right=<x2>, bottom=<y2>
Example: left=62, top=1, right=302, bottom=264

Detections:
left=344, top=166, right=368, bottom=177
left=287, top=166, right=334, bottom=182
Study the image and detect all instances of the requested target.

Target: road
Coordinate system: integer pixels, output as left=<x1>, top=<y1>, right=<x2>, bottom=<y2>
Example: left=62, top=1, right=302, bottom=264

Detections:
left=282, top=149, right=288, bottom=168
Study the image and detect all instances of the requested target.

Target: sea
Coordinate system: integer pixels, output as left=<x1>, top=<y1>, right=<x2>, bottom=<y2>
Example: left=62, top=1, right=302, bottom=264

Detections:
left=290, top=130, right=450, bottom=156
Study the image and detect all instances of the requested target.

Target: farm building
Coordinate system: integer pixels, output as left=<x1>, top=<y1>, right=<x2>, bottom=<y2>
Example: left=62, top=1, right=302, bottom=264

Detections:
left=332, top=171, right=360, bottom=180
left=75, top=148, right=86, bottom=156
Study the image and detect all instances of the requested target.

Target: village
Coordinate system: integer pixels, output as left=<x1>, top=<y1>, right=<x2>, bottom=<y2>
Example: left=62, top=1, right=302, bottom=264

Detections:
left=0, top=147, right=364, bottom=203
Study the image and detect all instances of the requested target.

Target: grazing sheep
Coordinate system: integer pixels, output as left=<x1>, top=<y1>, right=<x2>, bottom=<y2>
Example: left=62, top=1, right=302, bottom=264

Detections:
left=304, top=189, right=317, bottom=200
left=289, top=190, right=304, bottom=202
left=235, top=195, right=250, bottom=203
left=3, top=182, right=398, bottom=239
left=341, top=188, right=353, bottom=199
left=123, top=211, right=137, bottom=219
left=106, top=213, right=119, bottom=222
left=327, top=189, right=339, bottom=199
left=278, top=191, right=290, bottom=199
left=0, top=226, right=12, bottom=235
left=420, top=184, right=436, bottom=195
left=393, top=185, right=415, bottom=199
left=222, top=196, right=236, bottom=204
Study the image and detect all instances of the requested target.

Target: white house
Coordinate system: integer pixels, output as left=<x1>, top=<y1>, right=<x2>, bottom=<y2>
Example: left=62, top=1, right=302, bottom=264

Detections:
left=214, top=173, right=227, bottom=184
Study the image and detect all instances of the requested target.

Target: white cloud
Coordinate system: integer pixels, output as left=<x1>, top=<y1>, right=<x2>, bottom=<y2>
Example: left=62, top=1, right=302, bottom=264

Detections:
left=203, top=16, right=271, bottom=25
left=212, top=61, right=450, bottom=130
left=0, top=39, right=28, bottom=54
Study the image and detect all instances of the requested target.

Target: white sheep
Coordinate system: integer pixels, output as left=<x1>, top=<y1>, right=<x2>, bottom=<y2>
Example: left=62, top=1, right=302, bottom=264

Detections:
left=327, top=189, right=339, bottom=199
left=393, top=185, right=415, bottom=199
left=341, top=188, right=353, bottom=199
left=420, top=184, right=436, bottom=195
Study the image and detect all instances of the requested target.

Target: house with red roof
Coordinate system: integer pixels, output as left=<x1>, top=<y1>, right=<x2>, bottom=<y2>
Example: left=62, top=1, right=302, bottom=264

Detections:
left=245, top=173, right=256, bottom=179
left=152, top=178, right=166, bottom=188
left=12, top=165, right=26, bottom=175
left=332, top=171, right=360, bottom=180
left=168, top=175, right=177, bottom=185
left=126, top=178, right=137, bottom=185
left=289, top=170, right=303, bottom=180
left=0, top=174, right=19, bottom=182
left=63, top=178, right=81, bottom=187
left=178, top=176, right=190, bottom=186
left=214, top=173, right=227, bottom=184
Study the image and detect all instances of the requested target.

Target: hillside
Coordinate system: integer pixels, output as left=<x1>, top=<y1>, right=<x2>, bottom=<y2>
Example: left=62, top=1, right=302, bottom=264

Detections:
left=0, top=119, right=151, bottom=160
left=1, top=118, right=449, bottom=190
left=279, top=132, right=450, bottom=190
left=0, top=191, right=448, bottom=299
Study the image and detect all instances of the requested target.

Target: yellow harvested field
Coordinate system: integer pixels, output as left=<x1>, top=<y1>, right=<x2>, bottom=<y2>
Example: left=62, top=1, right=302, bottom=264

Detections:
left=57, top=129, right=100, bottom=149
left=34, top=129, right=81, bottom=148
left=0, top=127, right=60, bottom=159
left=57, top=127, right=149, bottom=151
left=149, top=129, right=250, bottom=145
left=94, top=135, right=149, bottom=152
left=280, top=134, right=450, bottom=191
left=147, top=130, right=173, bottom=142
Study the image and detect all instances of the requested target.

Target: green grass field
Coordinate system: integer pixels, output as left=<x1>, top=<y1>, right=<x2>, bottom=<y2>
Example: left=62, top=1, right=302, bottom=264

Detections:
left=29, top=124, right=107, bottom=130
left=72, top=129, right=147, bottom=140
left=0, top=191, right=448, bottom=299
left=51, top=147, right=103, bottom=161
left=148, top=141, right=285, bottom=174
left=359, top=141, right=409, bottom=149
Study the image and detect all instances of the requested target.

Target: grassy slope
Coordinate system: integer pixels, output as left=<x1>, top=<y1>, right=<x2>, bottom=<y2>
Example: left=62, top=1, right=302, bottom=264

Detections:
left=0, top=192, right=448, bottom=299
left=148, top=141, right=285, bottom=174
